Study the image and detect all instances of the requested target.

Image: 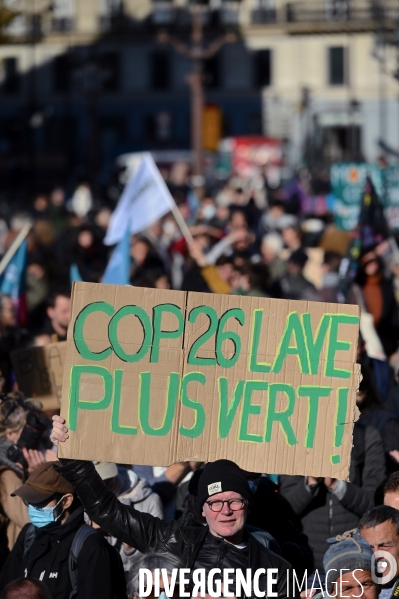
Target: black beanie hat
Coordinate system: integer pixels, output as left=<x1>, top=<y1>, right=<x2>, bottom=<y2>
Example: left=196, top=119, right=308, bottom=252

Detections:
left=196, top=459, right=254, bottom=512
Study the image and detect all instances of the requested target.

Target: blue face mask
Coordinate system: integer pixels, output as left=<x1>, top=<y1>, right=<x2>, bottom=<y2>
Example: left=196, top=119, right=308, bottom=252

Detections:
left=28, top=495, right=65, bottom=528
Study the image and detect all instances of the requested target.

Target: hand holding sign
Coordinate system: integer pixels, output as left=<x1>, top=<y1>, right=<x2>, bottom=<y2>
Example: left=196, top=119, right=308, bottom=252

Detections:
left=51, top=414, right=69, bottom=446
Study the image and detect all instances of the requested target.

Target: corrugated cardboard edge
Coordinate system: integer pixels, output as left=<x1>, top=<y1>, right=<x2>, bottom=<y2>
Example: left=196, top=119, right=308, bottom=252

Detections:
left=58, top=282, right=78, bottom=460
left=345, top=362, right=361, bottom=482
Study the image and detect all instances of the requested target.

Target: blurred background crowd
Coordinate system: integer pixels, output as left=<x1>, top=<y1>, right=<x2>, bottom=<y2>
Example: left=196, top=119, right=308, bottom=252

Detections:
left=0, top=0, right=399, bottom=597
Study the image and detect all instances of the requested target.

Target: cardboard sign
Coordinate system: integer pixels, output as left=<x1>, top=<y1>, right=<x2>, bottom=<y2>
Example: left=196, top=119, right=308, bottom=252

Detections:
left=59, top=283, right=360, bottom=478
left=12, top=342, right=66, bottom=409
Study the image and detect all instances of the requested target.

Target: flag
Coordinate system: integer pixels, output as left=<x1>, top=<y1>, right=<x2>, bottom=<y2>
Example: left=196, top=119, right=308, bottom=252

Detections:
left=70, top=264, right=82, bottom=284
left=104, top=153, right=175, bottom=246
left=102, top=225, right=131, bottom=285
left=0, top=238, right=27, bottom=324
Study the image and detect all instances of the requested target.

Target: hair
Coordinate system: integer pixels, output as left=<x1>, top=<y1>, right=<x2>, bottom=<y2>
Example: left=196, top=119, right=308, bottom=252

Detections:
left=127, top=552, right=183, bottom=598
left=323, top=251, right=342, bottom=273
left=375, top=472, right=399, bottom=505
left=359, top=505, right=399, bottom=533
left=384, top=472, right=399, bottom=495
left=47, top=288, right=70, bottom=309
left=0, top=399, right=27, bottom=438
left=262, top=233, right=283, bottom=254
left=0, top=578, right=52, bottom=599
left=215, top=255, right=234, bottom=267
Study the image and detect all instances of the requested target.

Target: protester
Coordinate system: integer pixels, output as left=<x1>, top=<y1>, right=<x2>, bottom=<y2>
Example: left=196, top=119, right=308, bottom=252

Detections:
left=279, top=248, right=317, bottom=300
left=356, top=364, right=399, bottom=472
left=0, top=461, right=126, bottom=599
left=279, top=422, right=386, bottom=570
left=353, top=247, right=399, bottom=358
left=39, top=290, right=71, bottom=342
left=0, top=398, right=29, bottom=566
left=374, top=471, right=399, bottom=508
left=319, top=529, right=377, bottom=599
left=49, top=428, right=293, bottom=599
left=359, top=505, right=399, bottom=599
left=92, top=462, right=163, bottom=571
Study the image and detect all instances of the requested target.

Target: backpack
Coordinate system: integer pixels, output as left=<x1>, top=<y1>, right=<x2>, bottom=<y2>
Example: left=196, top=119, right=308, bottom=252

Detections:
left=23, top=523, right=97, bottom=599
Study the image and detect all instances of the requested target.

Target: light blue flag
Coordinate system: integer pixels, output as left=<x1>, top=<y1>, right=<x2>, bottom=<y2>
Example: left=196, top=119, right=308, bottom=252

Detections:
left=70, top=264, right=82, bottom=284
left=0, top=238, right=27, bottom=300
left=102, top=225, right=130, bottom=285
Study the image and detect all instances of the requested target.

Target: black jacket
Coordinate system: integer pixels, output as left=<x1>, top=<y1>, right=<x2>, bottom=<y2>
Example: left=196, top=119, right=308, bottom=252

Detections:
left=246, top=477, right=314, bottom=576
left=279, top=423, right=386, bottom=570
left=55, top=460, right=295, bottom=599
left=0, top=506, right=126, bottom=599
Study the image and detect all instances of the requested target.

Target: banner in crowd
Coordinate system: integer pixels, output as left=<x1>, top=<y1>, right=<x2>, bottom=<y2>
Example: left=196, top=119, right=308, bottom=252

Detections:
left=12, top=342, right=66, bottom=409
left=59, top=283, right=360, bottom=478
left=331, top=162, right=399, bottom=230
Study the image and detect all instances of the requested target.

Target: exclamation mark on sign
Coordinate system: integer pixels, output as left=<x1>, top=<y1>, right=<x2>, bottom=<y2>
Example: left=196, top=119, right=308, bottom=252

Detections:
left=331, top=388, right=348, bottom=465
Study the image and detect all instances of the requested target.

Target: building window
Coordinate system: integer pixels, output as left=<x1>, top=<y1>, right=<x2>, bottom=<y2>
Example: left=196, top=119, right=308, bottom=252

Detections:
left=52, top=0, right=75, bottom=32
left=254, top=49, right=271, bottom=87
left=3, top=58, right=19, bottom=94
left=53, top=55, right=70, bottom=93
left=328, top=47, right=347, bottom=85
left=150, top=51, right=171, bottom=90
left=204, top=55, right=220, bottom=89
left=99, top=0, right=122, bottom=30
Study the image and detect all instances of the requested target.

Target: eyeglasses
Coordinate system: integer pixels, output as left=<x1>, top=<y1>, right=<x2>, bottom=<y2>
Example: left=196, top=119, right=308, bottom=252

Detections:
left=205, top=498, right=246, bottom=512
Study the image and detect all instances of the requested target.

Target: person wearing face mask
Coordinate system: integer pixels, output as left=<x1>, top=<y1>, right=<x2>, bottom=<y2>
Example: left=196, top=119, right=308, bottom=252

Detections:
left=0, top=462, right=126, bottom=599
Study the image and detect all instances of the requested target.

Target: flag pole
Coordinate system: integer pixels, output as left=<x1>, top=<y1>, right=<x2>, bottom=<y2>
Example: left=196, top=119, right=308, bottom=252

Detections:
left=169, top=203, right=194, bottom=244
left=0, top=223, right=31, bottom=277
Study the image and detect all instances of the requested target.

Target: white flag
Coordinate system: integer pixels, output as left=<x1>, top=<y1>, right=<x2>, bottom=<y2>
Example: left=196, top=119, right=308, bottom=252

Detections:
left=104, top=153, right=175, bottom=246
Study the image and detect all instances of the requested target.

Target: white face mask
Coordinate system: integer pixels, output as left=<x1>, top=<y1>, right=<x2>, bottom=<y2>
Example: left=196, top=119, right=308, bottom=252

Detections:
left=202, top=205, right=216, bottom=220
left=163, top=221, right=177, bottom=236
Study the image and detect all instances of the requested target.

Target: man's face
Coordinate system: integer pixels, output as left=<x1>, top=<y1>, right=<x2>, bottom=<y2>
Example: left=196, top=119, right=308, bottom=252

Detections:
left=202, top=491, right=247, bottom=543
left=384, top=492, right=399, bottom=512
left=333, top=570, right=377, bottom=599
left=48, top=296, right=71, bottom=328
left=361, top=522, right=399, bottom=582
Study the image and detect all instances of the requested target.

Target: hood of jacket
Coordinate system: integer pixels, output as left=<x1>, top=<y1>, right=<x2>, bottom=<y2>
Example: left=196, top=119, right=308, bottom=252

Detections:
left=119, top=476, right=155, bottom=504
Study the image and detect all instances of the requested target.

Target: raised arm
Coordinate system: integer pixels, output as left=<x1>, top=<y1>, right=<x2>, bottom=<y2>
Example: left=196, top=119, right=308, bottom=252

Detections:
left=51, top=416, right=176, bottom=552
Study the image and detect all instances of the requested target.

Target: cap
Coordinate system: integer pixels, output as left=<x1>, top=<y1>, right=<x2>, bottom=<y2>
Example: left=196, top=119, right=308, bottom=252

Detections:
left=95, top=462, right=118, bottom=481
left=196, top=459, right=253, bottom=511
left=323, top=529, right=373, bottom=592
left=11, top=461, right=74, bottom=504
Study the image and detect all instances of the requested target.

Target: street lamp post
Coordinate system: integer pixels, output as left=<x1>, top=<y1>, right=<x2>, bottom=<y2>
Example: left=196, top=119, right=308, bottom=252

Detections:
left=157, top=1, right=239, bottom=178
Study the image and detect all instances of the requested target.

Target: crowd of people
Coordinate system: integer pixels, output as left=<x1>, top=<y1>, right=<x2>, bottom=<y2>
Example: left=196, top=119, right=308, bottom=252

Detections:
left=0, top=164, right=399, bottom=597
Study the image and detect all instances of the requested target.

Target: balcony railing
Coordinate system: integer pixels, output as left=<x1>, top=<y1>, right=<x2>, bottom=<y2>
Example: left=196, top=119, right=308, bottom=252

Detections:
left=251, top=1, right=399, bottom=26
left=51, top=18, right=74, bottom=32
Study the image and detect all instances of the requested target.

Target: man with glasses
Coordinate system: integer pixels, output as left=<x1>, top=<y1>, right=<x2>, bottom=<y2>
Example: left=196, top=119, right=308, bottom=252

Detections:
left=0, top=461, right=126, bottom=599
left=52, top=417, right=294, bottom=599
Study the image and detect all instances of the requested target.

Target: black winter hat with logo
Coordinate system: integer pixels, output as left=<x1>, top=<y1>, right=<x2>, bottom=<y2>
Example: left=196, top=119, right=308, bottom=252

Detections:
left=196, top=459, right=254, bottom=512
